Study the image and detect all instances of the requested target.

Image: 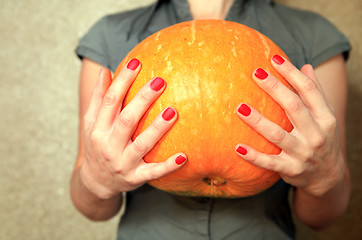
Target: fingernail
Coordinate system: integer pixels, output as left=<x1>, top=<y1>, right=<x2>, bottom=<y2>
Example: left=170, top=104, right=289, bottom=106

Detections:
left=127, top=58, right=140, bottom=70
left=236, top=146, right=247, bottom=155
left=162, top=107, right=175, bottom=121
left=254, top=68, right=268, bottom=80
left=238, top=104, right=251, bottom=117
left=175, top=155, right=187, bottom=165
left=150, top=77, right=165, bottom=91
left=272, top=55, right=285, bottom=65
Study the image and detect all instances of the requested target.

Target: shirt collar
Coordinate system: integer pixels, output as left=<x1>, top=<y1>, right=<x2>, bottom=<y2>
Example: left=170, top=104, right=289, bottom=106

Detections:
left=170, top=0, right=192, bottom=21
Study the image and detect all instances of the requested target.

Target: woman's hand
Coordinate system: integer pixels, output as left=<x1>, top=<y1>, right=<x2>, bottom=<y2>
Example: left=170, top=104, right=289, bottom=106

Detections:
left=79, top=59, right=187, bottom=200
left=235, top=55, right=346, bottom=198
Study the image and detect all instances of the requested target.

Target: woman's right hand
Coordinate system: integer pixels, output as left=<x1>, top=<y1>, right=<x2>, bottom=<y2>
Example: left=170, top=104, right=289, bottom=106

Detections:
left=79, top=59, right=187, bottom=200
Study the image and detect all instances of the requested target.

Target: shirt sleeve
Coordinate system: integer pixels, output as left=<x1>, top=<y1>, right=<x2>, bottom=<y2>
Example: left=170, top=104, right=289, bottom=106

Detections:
left=75, top=16, right=111, bottom=68
left=273, top=4, right=351, bottom=68
left=306, top=13, right=351, bottom=67
left=74, top=4, right=158, bottom=72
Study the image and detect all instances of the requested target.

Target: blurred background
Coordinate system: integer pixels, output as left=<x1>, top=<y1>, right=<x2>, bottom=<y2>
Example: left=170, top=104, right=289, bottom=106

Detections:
left=0, top=0, right=361, bottom=239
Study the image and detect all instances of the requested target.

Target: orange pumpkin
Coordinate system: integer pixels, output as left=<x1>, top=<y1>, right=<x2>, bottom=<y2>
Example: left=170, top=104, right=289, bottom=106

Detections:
left=114, top=20, right=293, bottom=198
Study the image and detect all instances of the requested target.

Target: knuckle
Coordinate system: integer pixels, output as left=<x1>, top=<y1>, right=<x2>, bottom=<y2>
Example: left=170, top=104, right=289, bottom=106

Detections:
left=290, top=166, right=304, bottom=177
left=266, top=157, right=277, bottom=171
left=132, top=138, right=149, bottom=155
left=101, top=145, right=113, bottom=162
left=113, top=72, right=127, bottom=84
left=323, top=117, right=338, bottom=132
left=151, top=118, right=165, bottom=132
left=124, top=176, right=139, bottom=187
left=134, top=165, right=161, bottom=182
left=119, top=111, right=135, bottom=128
left=269, top=129, right=287, bottom=145
left=89, top=130, right=102, bottom=144
left=301, top=148, right=315, bottom=162
left=118, top=72, right=133, bottom=83
left=284, top=161, right=304, bottom=177
left=146, top=171, right=161, bottom=181
left=114, top=166, right=124, bottom=175
left=103, top=90, right=118, bottom=106
left=139, top=89, right=152, bottom=103
left=248, top=112, right=262, bottom=127
left=284, top=63, right=295, bottom=75
left=285, top=96, right=304, bottom=113
left=302, top=79, right=318, bottom=92
left=267, top=79, right=280, bottom=92
left=310, top=133, right=326, bottom=149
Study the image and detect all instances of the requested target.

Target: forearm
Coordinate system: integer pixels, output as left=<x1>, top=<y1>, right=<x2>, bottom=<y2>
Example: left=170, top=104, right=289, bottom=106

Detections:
left=70, top=164, right=123, bottom=221
left=293, top=156, right=351, bottom=230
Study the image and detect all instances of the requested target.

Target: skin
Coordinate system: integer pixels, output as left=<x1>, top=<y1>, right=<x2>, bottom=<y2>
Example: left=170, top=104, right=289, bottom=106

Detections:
left=70, top=0, right=351, bottom=230
left=236, top=55, right=350, bottom=229
left=188, top=0, right=234, bottom=19
left=71, top=59, right=187, bottom=220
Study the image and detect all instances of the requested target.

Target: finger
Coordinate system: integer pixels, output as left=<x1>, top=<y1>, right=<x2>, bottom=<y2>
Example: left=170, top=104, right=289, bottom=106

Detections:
left=235, top=144, right=285, bottom=173
left=300, top=64, right=317, bottom=81
left=121, top=107, right=178, bottom=165
left=93, top=58, right=141, bottom=132
left=84, top=68, right=112, bottom=128
left=252, top=68, right=322, bottom=138
left=300, top=64, right=323, bottom=91
left=300, top=64, right=331, bottom=107
left=236, top=103, right=303, bottom=154
left=271, top=55, right=332, bottom=119
left=112, top=77, right=167, bottom=148
left=236, top=144, right=305, bottom=179
left=134, top=154, right=187, bottom=182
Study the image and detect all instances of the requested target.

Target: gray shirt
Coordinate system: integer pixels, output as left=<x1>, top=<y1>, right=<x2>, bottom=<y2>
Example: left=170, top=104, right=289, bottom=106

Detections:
left=75, top=0, right=350, bottom=239
left=76, top=0, right=350, bottom=72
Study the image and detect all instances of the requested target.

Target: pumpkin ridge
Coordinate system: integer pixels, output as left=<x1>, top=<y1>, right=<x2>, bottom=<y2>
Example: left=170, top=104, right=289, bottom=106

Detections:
left=113, top=20, right=292, bottom=198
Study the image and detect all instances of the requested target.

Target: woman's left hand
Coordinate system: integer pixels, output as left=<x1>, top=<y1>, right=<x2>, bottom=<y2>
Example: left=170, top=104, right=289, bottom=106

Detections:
left=235, top=55, right=346, bottom=197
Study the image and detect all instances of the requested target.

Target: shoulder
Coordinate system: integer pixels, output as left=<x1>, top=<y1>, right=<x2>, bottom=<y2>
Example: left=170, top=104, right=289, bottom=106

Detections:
left=76, top=3, right=159, bottom=71
left=94, top=4, right=156, bottom=36
left=272, top=3, right=331, bottom=28
left=271, top=2, right=345, bottom=42
left=271, top=3, right=350, bottom=66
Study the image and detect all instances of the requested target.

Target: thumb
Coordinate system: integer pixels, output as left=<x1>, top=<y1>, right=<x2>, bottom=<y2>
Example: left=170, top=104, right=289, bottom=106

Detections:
left=137, top=153, right=187, bottom=181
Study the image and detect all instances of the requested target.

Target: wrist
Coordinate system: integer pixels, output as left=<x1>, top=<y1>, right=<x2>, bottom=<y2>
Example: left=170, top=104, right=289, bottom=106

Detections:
left=71, top=166, right=123, bottom=221
left=78, top=163, right=121, bottom=200
left=293, top=153, right=351, bottom=229
left=294, top=170, right=350, bottom=229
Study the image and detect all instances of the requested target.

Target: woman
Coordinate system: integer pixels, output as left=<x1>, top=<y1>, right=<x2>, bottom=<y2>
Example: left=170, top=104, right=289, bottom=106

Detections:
left=71, top=0, right=351, bottom=239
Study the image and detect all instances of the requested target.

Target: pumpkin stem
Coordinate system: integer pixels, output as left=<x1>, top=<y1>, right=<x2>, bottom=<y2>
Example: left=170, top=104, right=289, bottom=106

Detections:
left=202, top=176, right=227, bottom=187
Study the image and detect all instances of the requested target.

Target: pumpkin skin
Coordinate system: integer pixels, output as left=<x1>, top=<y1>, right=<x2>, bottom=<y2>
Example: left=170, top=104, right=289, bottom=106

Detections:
left=113, top=20, right=293, bottom=198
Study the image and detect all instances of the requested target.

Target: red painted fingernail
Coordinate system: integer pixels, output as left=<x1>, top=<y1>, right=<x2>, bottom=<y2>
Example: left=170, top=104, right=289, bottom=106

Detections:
left=150, top=77, right=165, bottom=91
left=127, top=58, right=140, bottom=70
left=254, top=68, right=268, bottom=80
left=175, top=155, right=187, bottom=165
left=162, top=107, right=175, bottom=121
left=272, top=55, right=285, bottom=65
left=238, top=104, right=251, bottom=117
left=236, top=146, right=247, bottom=155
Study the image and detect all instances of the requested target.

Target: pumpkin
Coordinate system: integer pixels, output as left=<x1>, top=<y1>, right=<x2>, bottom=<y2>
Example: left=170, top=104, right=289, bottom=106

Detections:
left=113, top=20, right=293, bottom=198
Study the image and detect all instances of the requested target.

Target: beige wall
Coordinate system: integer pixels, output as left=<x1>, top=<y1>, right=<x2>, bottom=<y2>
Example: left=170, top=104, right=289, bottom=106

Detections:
left=0, top=0, right=360, bottom=239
